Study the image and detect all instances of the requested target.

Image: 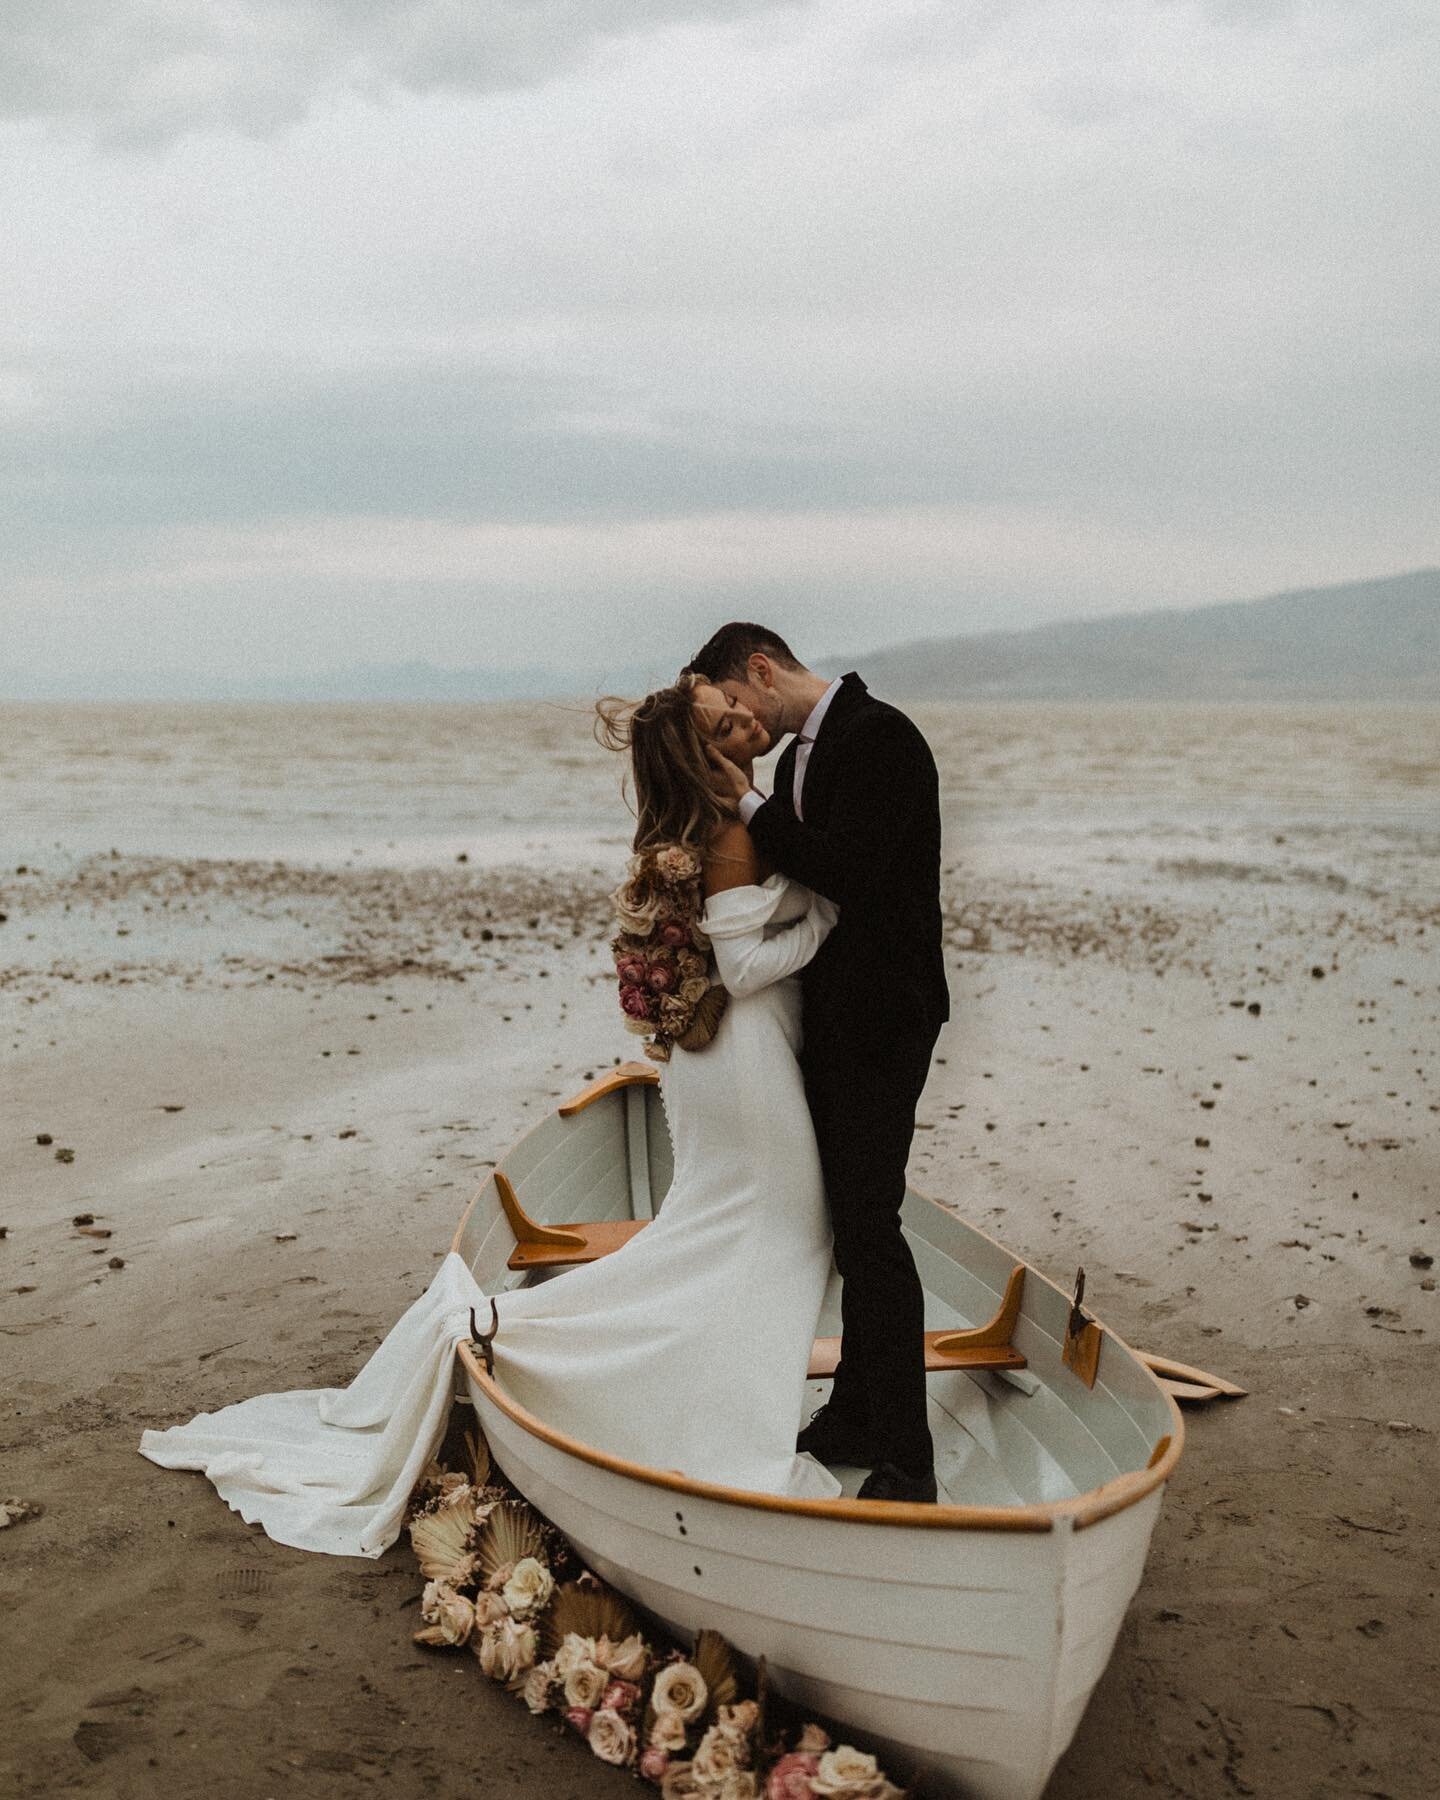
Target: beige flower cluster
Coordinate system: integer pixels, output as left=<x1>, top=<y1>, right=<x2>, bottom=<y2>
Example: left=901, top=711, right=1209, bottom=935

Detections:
left=406, top=1456, right=906, bottom=1796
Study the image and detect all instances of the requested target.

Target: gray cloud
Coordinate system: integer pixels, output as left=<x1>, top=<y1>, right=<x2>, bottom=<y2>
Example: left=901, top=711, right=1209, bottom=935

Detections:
left=2, top=0, right=805, bottom=144
left=2, top=0, right=1437, bottom=680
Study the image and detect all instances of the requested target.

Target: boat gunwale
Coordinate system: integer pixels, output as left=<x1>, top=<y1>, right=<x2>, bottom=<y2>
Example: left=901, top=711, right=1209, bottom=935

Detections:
left=448, top=1093, right=1184, bottom=1534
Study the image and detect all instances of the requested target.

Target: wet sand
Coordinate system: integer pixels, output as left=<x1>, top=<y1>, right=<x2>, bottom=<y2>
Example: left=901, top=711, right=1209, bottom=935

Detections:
left=3, top=804, right=1438, bottom=1798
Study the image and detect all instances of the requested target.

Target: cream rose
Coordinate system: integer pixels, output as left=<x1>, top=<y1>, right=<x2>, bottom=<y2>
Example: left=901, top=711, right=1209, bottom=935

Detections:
left=501, top=1556, right=555, bottom=1619
left=693, top=1722, right=750, bottom=1784
left=588, top=1708, right=637, bottom=1767
left=649, top=1708, right=689, bottom=1753
left=473, top=1590, right=510, bottom=1628
left=719, top=1701, right=760, bottom=1737
left=521, top=1661, right=556, bottom=1715
left=796, top=1725, right=832, bottom=1755
left=660, top=1762, right=705, bottom=1800
left=562, top=1657, right=609, bottom=1711
left=419, top=1580, right=475, bottom=1646
left=475, top=1617, right=538, bottom=1682
left=714, top=1775, right=760, bottom=1800
left=554, top=1632, right=598, bottom=1677
left=811, top=1745, right=900, bottom=1799
left=605, top=1632, right=649, bottom=1682
left=651, top=1661, right=707, bottom=1723
left=678, top=976, right=711, bottom=1005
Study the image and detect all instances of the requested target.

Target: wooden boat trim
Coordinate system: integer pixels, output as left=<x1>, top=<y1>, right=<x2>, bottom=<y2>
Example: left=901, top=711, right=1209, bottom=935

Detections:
left=557, top=1062, right=659, bottom=1117
left=458, top=1340, right=1056, bottom=1532
left=448, top=1094, right=1186, bottom=1533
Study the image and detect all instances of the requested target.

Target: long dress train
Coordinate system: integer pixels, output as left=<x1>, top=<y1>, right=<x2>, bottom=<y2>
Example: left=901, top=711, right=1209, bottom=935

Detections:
left=139, top=876, right=841, bottom=1556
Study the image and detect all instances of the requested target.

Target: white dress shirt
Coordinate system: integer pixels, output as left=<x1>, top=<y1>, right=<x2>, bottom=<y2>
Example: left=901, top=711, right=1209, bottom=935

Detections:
left=739, top=677, right=843, bottom=825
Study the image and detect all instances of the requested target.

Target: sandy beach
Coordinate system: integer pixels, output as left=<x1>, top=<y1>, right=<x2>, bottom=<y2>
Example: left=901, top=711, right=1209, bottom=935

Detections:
left=3, top=701, right=1438, bottom=1798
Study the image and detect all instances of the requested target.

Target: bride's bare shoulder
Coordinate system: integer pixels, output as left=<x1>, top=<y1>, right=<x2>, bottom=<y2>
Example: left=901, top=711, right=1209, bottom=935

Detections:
left=703, top=820, right=759, bottom=896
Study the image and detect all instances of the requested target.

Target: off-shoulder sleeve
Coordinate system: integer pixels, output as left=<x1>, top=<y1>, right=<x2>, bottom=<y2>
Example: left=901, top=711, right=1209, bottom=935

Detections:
left=702, top=879, right=838, bottom=999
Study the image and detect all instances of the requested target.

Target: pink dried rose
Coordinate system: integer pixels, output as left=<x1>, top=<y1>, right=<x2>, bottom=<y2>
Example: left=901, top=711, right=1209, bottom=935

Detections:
left=566, top=1706, right=595, bottom=1735
left=602, top=1679, right=642, bottom=1714
left=621, top=984, right=656, bottom=1021
left=658, top=920, right=689, bottom=948
left=767, top=1752, right=820, bottom=1800
left=646, top=961, right=677, bottom=993
left=640, top=1746, right=671, bottom=1784
left=616, top=954, right=649, bottom=986
left=655, top=845, right=700, bottom=883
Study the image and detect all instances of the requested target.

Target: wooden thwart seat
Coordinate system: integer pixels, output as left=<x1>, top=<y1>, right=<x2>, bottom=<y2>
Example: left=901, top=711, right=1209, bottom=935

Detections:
left=497, top=1170, right=649, bottom=1271
left=807, top=1264, right=1028, bottom=1380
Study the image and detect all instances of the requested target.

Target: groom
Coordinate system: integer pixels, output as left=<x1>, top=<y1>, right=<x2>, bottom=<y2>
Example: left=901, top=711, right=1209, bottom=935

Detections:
left=686, top=624, right=950, bottom=1503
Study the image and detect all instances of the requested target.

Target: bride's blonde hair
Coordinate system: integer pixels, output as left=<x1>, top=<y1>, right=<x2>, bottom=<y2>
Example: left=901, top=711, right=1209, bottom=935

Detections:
left=594, top=672, right=730, bottom=856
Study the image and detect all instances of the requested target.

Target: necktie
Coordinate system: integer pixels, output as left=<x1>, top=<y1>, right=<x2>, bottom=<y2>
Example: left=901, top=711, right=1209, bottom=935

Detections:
left=793, top=735, right=815, bottom=821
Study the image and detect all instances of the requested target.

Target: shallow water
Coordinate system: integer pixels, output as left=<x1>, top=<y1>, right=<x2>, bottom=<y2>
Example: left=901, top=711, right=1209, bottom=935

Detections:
left=2, top=699, right=1436, bottom=871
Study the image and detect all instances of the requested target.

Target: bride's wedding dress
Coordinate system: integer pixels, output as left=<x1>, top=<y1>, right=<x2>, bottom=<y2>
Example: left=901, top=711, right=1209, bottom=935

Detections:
left=140, top=875, right=842, bottom=1557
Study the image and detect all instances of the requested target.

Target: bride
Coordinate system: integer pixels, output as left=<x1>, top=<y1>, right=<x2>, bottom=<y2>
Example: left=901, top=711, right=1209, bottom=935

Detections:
left=140, top=673, right=844, bottom=1555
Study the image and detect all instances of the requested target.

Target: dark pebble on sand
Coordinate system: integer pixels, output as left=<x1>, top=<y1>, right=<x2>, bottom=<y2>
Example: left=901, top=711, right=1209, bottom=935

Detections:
left=1293, top=1293, right=1311, bottom=1309
left=1410, top=1251, right=1434, bottom=1269
left=72, top=1212, right=94, bottom=1226
left=1195, top=1136, right=1210, bottom=1148
left=1247, top=1002, right=1262, bottom=1016
left=480, top=928, right=494, bottom=941
left=36, top=1133, right=53, bottom=1146
left=55, top=1147, right=75, bottom=1164
left=108, top=1257, right=125, bottom=1270
left=1311, top=966, right=1325, bottom=979
left=456, top=852, right=468, bottom=863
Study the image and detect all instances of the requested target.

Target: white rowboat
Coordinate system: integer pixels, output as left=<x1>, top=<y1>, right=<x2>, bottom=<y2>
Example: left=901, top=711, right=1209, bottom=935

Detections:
left=452, top=1065, right=1184, bottom=1800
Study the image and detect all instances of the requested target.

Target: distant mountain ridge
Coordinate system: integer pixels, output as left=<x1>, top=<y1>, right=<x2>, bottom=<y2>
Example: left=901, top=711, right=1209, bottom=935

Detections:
left=850, top=569, right=1440, bottom=703
left=4, top=570, right=1436, bottom=702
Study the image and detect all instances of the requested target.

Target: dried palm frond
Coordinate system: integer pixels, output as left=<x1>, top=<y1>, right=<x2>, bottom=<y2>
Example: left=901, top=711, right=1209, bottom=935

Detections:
left=477, top=1501, right=547, bottom=1590
left=692, top=1629, right=741, bottom=1719
left=541, top=1577, right=641, bottom=1659
left=465, top=1426, right=492, bottom=1491
left=409, top=1505, right=480, bottom=1586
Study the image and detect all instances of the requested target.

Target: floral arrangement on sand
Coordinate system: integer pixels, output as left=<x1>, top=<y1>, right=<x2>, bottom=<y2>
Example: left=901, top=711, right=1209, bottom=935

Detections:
left=611, top=843, right=727, bottom=1062
left=407, top=1436, right=908, bottom=1798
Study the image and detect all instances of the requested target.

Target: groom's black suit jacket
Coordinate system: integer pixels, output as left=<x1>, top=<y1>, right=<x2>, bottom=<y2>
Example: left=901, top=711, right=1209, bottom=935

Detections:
left=747, top=673, right=949, bottom=1064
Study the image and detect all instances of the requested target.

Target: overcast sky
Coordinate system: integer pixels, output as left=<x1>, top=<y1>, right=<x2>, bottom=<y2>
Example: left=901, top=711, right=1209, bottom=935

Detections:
left=3, top=0, right=1436, bottom=687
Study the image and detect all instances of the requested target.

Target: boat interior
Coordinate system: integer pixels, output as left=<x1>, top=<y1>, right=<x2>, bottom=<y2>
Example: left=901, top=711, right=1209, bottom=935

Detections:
left=453, top=1066, right=1182, bottom=1516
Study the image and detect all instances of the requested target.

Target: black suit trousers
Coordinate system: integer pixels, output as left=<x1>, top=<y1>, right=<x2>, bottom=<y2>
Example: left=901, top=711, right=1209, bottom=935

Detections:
left=802, top=1024, right=939, bottom=1475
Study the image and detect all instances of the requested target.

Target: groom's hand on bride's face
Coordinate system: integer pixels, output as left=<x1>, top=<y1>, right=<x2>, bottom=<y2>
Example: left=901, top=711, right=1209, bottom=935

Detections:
left=704, top=744, right=750, bottom=811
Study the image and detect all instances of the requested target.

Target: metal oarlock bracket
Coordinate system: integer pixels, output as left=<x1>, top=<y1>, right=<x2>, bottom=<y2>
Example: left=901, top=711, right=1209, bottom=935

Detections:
left=1062, top=1267, right=1103, bottom=1389
left=469, top=1300, right=500, bottom=1377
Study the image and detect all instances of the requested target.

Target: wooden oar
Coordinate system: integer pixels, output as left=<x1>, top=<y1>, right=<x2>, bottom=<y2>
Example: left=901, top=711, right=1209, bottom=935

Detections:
left=1136, top=1350, right=1247, bottom=1401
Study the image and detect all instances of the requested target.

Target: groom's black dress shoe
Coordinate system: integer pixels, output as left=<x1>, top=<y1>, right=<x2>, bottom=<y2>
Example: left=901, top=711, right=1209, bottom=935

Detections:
left=795, top=1403, right=879, bottom=1467
left=856, top=1462, right=939, bottom=1505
